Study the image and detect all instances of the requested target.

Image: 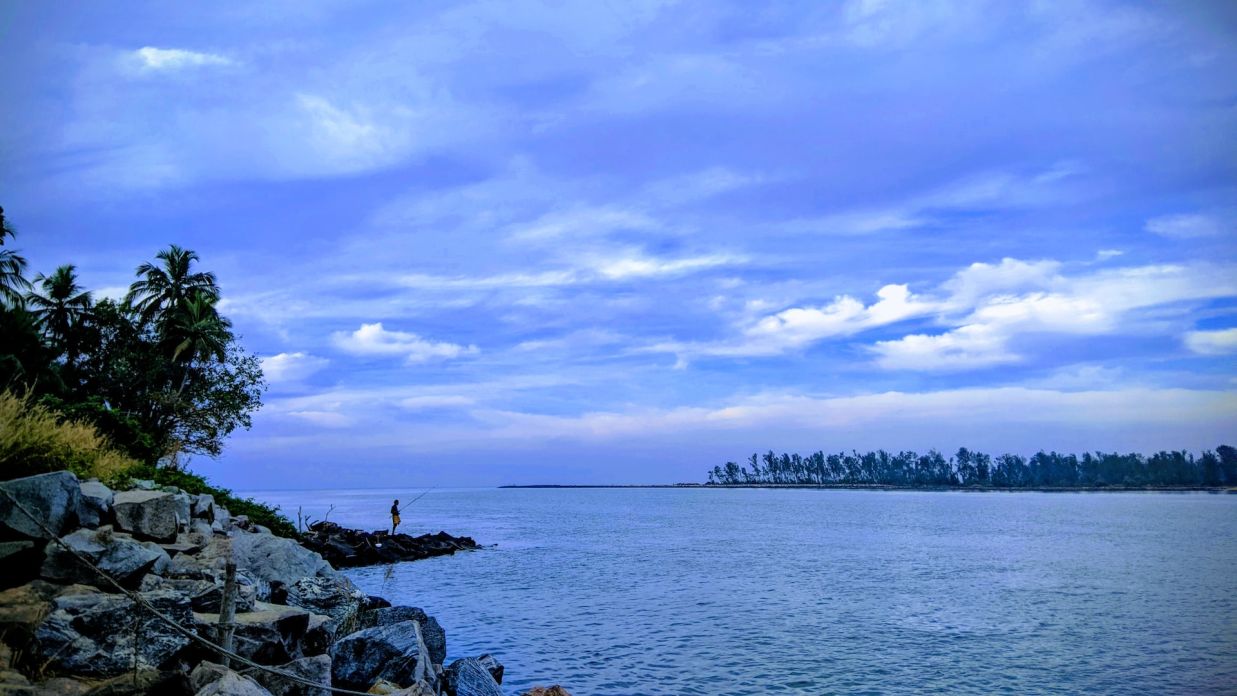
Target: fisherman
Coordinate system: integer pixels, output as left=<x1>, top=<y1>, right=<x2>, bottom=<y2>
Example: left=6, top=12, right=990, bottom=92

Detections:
left=390, top=498, right=401, bottom=535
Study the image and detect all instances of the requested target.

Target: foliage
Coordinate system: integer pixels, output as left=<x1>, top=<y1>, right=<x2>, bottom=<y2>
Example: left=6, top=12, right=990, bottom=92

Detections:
left=708, top=446, right=1237, bottom=488
left=0, top=390, right=140, bottom=484
left=0, top=205, right=31, bottom=308
left=121, top=463, right=299, bottom=539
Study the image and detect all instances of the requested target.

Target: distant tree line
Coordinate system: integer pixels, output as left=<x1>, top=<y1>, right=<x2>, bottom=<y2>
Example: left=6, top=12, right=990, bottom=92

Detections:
left=707, top=446, right=1237, bottom=488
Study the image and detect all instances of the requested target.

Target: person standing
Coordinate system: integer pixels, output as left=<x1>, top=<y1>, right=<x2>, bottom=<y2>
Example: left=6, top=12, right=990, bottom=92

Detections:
left=390, top=499, right=401, bottom=535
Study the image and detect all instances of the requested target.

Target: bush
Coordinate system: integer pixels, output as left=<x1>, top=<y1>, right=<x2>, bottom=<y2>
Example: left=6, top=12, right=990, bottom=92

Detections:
left=123, top=463, right=299, bottom=539
left=0, top=390, right=140, bottom=484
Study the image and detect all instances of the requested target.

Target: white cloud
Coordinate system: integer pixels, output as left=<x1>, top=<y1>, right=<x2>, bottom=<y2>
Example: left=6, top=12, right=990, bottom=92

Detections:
left=591, top=252, right=741, bottom=280
left=871, top=324, right=1017, bottom=371
left=1096, top=249, right=1124, bottom=261
left=131, top=47, right=232, bottom=72
left=1184, top=329, right=1237, bottom=356
left=745, top=284, right=935, bottom=350
left=261, top=352, right=330, bottom=384
left=331, top=323, right=479, bottom=363
left=398, top=395, right=476, bottom=410
left=1145, top=213, right=1226, bottom=238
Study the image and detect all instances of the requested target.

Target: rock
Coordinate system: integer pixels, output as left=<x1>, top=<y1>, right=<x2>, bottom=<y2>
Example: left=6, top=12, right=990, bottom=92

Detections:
left=34, top=587, right=194, bottom=677
left=113, top=490, right=190, bottom=543
left=358, top=606, right=446, bottom=666
left=300, top=522, right=481, bottom=569
left=34, top=676, right=92, bottom=695
left=193, top=602, right=312, bottom=665
left=77, top=480, right=114, bottom=528
left=191, top=662, right=274, bottom=696
left=40, top=527, right=171, bottom=590
left=368, top=679, right=436, bottom=695
left=189, top=518, right=215, bottom=542
left=285, top=576, right=364, bottom=634
left=191, top=493, right=216, bottom=520
left=521, top=688, right=573, bottom=696
left=252, top=654, right=331, bottom=696
left=444, top=658, right=503, bottom=696
left=130, top=479, right=158, bottom=491
left=0, top=540, right=42, bottom=589
left=0, top=581, right=62, bottom=665
left=0, top=472, right=82, bottom=541
left=331, top=620, right=432, bottom=690
left=191, top=534, right=337, bottom=600
left=476, top=654, right=504, bottom=685
left=362, top=595, right=392, bottom=611
left=302, top=614, right=334, bottom=657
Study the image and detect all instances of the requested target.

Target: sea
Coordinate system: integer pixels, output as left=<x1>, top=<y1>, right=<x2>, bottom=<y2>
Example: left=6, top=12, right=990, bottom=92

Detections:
left=242, top=487, right=1237, bottom=695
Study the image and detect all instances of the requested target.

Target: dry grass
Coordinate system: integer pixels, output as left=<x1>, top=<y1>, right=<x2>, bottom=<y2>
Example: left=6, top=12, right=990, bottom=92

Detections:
left=0, top=390, right=139, bottom=484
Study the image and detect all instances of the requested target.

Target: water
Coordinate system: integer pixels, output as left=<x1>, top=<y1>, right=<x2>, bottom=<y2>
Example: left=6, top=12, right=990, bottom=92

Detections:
left=247, top=488, right=1237, bottom=695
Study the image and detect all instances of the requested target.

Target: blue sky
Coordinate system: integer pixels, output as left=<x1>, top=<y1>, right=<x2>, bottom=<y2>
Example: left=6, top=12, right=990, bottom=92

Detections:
left=2, top=1, right=1235, bottom=488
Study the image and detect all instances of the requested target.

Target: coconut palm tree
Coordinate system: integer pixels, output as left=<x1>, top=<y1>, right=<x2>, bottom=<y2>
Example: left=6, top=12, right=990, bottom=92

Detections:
left=164, top=289, right=232, bottom=365
left=125, top=245, right=219, bottom=327
left=0, top=206, right=30, bottom=308
left=26, top=264, right=92, bottom=366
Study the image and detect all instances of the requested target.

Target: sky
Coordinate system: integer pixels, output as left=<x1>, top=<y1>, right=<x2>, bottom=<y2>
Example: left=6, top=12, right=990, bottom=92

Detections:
left=1, top=1, right=1235, bottom=488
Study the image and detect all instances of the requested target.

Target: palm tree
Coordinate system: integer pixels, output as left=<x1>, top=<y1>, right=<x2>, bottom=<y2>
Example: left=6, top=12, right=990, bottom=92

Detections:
left=26, top=264, right=93, bottom=367
left=125, top=245, right=219, bottom=327
left=0, top=206, right=31, bottom=307
left=164, top=289, right=232, bottom=365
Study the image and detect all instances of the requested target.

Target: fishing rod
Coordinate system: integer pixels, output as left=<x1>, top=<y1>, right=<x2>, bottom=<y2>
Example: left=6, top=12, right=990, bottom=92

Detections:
left=398, top=486, right=435, bottom=514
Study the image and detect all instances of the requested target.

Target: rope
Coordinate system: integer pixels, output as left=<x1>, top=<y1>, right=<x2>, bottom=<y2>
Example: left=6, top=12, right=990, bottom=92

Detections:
left=0, top=486, right=398, bottom=695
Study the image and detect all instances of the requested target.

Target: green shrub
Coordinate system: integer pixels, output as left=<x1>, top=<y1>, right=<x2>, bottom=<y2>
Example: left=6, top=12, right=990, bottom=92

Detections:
left=0, top=390, right=140, bottom=484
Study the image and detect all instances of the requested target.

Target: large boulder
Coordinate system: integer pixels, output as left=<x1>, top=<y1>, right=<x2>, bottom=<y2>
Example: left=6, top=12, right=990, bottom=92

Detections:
left=252, top=653, right=331, bottom=696
left=190, top=662, right=274, bottom=696
left=190, top=493, right=216, bottom=521
left=193, top=602, right=313, bottom=665
left=191, top=533, right=336, bottom=600
left=0, top=472, right=82, bottom=541
left=444, top=658, right=503, bottom=696
left=285, top=576, right=365, bottom=633
left=40, top=527, right=171, bottom=590
left=113, top=490, right=190, bottom=543
left=33, top=587, right=194, bottom=677
left=331, top=620, right=432, bottom=690
left=358, top=606, right=446, bottom=666
left=77, top=480, right=114, bottom=528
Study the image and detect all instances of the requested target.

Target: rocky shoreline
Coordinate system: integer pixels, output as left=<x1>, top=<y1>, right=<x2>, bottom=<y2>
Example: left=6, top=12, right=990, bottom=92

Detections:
left=0, top=471, right=568, bottom=696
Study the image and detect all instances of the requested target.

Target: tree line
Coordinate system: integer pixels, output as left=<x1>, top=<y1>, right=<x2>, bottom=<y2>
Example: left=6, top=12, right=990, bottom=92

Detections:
left=707, top=446, right=1237, bottom=488
left=0, top=205, right=264, bottom=469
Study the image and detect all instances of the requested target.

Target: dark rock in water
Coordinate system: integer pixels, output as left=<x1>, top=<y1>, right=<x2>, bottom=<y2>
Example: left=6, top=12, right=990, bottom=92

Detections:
left=356, top=605, right=447, bottom=667
left=34, top=587, right=194, bottom=677
left=299, top=521, right=481, bottom=569
left=331, top=620, right=432, bottom=690
left=476, top=654, right=504, bottom=685
left=444, top=657, right=503, bottom=696
left=363, top=594, right=392, bottom=610
left=521, top=688, right=573, bottom=696
left=252, top=653, right=331, bottom=696
left=40, top=527, right=170, bottom=590
left=0, top=472, right=82, bottom=541
left=112, top=490, right=189, bottom=543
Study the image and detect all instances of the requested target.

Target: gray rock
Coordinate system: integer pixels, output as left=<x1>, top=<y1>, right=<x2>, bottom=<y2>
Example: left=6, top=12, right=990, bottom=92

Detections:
left=113, top=490, right=190, bottom=542
left=285, top=576, right=365, bottom=634
left=190, top=493, right=215, bottom=520
left=301, top=613, right=334, bottom=657
left=0, top=471, right=82, bottom=540
left=194, top=602, right=312, bottom=665
left=192, top=533, right=336, bottom=600
left=77, top=480, right=114, bottom=528
left=34, top=588, right=193, bottom=677
left=252, top=654, right=331, bottom=696
left=476, top=654, right=504, bottom=685
left=444, top=658, right=504, bottom=696
left=129, top=479, right=158, bottom=491
left=331, top=620, right=432, bottom=690
left=191, top=662, right=274, bottom=696
left=358, top=606, right=447, bottom=666
left=40, top=527, right=171, bottom=590
left=189, top=518, right=214, bottom=541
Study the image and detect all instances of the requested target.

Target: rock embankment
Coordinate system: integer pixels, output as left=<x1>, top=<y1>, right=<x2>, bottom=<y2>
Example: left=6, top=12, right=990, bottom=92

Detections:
left=0, top=471, right=571, bottom=696
left=299, top=522, right=481, bottom=569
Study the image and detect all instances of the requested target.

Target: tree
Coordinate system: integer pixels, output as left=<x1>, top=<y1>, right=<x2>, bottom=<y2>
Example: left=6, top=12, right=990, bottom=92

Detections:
left=163, top=290, right=232, bottom=366
left=26, top=264, right=92, bottom=368
left=125, top=245, right=220, bottom=327
left=0, top=206, right=30, bottom=308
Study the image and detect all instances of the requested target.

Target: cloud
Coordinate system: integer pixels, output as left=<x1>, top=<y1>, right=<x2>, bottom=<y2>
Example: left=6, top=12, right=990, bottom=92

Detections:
left=130, top=47, right=233, bottom=72
left=287, top=410, right=354, bottom=428
left=331, top=323, right=479, bottom=363
left=398, top=395, right=476, bottom=410
left=591, top=252, right=741, bottom=280
left=1184, top=328, right=1237, bottom=356
left=1145, top=213, right=1226, bottom=238
left=871, top=324, right=1016, bottom=371
left=260, top=352, right=329, bottom=383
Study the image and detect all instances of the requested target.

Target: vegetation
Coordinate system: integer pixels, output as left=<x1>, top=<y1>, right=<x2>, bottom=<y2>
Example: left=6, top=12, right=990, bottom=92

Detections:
left=0, top=206, right=292, bottom=535
left=707, top=446, right=1237, bottom=488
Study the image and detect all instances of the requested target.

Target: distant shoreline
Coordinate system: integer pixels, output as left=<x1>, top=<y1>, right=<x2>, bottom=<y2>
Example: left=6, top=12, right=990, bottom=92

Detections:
left=500, top=483, right=1236, bottom=493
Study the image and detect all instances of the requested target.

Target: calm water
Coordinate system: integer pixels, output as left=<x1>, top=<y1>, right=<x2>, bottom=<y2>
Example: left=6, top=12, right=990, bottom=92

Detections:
left=246, top=488, right=1237, bottom=695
